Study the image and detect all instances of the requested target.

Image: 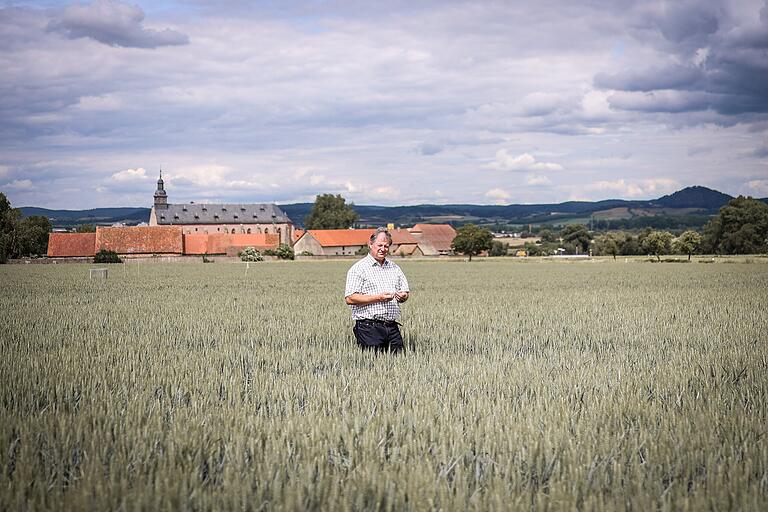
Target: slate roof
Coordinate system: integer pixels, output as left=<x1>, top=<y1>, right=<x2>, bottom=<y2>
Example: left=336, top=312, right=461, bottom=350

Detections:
left=155, top=203, right=291, bottom=225
left=96, top=226, right=183, bottom=254
left=47, top=233, right=96, bottom=257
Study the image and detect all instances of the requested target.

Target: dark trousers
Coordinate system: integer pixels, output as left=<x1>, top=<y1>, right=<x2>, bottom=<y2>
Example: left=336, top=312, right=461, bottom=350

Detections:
left=353, top=319, right=404, bottom=353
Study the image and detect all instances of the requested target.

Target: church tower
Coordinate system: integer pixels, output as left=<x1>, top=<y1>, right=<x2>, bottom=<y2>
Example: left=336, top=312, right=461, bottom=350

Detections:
left=154, top=169, right=168, bottom=210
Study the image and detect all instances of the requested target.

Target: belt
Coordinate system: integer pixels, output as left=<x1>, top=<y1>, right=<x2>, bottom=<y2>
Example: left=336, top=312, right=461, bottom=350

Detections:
left=357, top=318, right=401, bottom=326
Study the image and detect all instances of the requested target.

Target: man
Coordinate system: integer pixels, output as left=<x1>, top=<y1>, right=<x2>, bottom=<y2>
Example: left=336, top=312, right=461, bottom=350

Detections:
left=345, top=227, right=410, bottom=353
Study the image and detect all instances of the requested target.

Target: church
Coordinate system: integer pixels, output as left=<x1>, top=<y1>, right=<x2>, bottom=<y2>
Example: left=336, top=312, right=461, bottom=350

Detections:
left=148, top=171, right=294, bottom=245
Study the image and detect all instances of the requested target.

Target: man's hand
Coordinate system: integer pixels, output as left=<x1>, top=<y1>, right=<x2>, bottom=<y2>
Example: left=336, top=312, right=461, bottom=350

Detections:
left=394, top=291, right=409, bottom=303
left=379, top=292, right=395, bottom=302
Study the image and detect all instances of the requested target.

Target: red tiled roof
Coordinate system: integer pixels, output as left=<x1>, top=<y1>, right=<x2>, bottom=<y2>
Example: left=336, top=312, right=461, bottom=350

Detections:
left=409, top=224, right=457, bottom=252
left=308, top=228, right=417, bottom=247
left=293, top=229, right=305, bottom=241
left=183, top=233, right=279, bottom=255
left=96, top=226, right=183, bottom=255
left=47, top=233, right=96, bottom=257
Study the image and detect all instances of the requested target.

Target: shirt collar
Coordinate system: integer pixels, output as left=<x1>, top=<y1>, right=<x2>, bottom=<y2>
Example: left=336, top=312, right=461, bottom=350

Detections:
left=366, top=253, right=389, bottom=267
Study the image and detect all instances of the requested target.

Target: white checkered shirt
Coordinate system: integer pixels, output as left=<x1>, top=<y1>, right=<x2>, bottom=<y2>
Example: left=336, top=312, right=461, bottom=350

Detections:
left=345, top=254, right=410, bottom=321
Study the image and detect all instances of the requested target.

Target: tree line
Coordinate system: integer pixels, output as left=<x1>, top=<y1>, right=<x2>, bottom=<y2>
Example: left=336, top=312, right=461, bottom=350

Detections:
left=0, top=193, right=52, bottom=263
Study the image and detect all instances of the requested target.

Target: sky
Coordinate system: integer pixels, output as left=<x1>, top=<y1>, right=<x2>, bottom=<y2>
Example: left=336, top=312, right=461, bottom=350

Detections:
left=1, top=0, right=767, bottom=209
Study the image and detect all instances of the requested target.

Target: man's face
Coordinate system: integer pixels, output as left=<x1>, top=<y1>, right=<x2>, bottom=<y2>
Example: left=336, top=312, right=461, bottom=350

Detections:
left=368, top=233, right=390, bottom=262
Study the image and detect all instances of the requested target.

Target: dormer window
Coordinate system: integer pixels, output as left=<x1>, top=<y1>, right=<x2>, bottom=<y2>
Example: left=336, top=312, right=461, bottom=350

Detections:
left=182, top=206, right=187, bottom=212
left=240, top=207, right=246, bottom=212
left=174, top=214, right=179, bottom=219
left=214, top=214, right=219, bottom=220
left=252, top=214, right=258, bottom=219
left=234, top=215, right=238, bottom=220
left=259, top=206, right=266, bottom=212
left=222, top=207, right=227, bottom=212
left=194, top=214, right=199, bottom=220
left=202, top=206, right=207, bottom=212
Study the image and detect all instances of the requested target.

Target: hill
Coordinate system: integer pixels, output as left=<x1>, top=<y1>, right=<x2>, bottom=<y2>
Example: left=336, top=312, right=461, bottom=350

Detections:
left=20, top=186, right=760, bottom=230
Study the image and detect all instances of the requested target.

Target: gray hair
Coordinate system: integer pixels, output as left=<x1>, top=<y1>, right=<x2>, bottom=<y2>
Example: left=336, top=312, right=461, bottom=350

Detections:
left=369, top=227, right=392, bottom=245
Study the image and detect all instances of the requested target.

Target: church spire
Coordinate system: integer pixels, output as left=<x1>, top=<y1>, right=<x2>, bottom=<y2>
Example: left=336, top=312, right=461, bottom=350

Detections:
left=154, top=167, right=168, bottom=209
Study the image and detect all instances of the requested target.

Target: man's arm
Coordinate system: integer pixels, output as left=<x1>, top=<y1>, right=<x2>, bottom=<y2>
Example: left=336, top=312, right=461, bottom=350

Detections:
left=345, top=292, right=395, bottom=306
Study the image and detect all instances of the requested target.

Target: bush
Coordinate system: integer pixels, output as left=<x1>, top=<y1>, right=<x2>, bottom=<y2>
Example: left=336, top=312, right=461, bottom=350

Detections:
left=94, top=249, right=122, bottom=263
left=299, top=251, right=314, bottom=256
left=274, top=244, right=295, bottom=260
left=239, top=247, right=263, bottom=262
left=489, top=240, right=508, bottom=257
left=202, top=254, right=214, bottom=263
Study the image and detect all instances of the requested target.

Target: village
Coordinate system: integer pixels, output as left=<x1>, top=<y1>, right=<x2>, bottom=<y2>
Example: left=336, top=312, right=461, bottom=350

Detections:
left=46, top=172, right=458, bottom=260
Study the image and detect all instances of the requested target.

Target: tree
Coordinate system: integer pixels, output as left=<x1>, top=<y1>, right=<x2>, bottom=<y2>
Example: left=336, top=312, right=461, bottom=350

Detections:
left=702, top=196, right=768, bottom=254
left=619, top=234, right=640, bottom=256
left=76, top=224, right=96, bottom=233
left=641, top=230, right=673, bottom=261
left=674, top=230, right=702, bottom=260
left=539, top=229, right=556, bottom=243
left=451, top=223, right=493, bottom=261
left=560, top=224, right=591, bottom=253
left=304, top=194, right=358, bottom=229
left=0, top=193, right=51, bottom=261
left=15, top=216, right=52, bottom=257
left=0, top=192, right=16, bottom=263
left=593, top=232, right=622, bottom=259
left=489, top=240, right=508, bottom=256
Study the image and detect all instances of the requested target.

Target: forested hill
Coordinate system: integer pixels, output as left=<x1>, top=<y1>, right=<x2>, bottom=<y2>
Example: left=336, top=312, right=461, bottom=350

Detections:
left=18, top=186, right=766, bottom=229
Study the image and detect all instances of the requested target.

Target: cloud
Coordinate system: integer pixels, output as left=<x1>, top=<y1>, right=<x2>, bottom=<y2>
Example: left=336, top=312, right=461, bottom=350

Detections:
left=595, top=0, right=768, bottom=119
left=487, top=150, right=563, bottom=172
left=110, top=167, right=150, bottom=182
left=583, top=178, right=679, bottom=198
left=746, top=179, right=768, bottom=196
left=526, top=174, right=552, bottom=186
left=47, top=0, right=189, bottom=49
left=2, top=179, right=34, bottom=191
left=753, top=145, right=768, bottom=158
left=485, top=188, right=510, bottom=203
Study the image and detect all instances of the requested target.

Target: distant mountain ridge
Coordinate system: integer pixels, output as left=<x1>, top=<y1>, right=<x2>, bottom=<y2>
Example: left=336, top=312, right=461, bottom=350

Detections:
left=18, top=186, right=766, bottom=229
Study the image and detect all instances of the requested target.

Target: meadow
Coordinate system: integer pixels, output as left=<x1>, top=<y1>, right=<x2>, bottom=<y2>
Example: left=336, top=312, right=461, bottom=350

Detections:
left=1, top=259, right=766, bottom=511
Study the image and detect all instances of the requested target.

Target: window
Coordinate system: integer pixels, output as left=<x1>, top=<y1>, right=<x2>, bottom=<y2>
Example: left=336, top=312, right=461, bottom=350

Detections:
left=222, top=207, right=227, bottom=212
left=264, top=228, right=269, bottom=234
left=234, top=215, right=238, bottom=220
left=247, top=228, right=251, bottom=234
left=231, top=228, right=235, bottom=234
left=195, top=228, right=198, bottom=232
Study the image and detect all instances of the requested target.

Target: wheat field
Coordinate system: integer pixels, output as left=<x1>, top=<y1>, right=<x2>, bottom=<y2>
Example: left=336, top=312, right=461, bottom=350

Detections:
left=1, top=259, right=767, bottom=511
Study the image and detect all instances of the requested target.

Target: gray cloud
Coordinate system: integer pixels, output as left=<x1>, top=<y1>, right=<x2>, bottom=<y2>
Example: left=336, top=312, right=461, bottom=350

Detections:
left=597, top=0, right=768, bottom=118
left=0, top=1, right=765, bottom=208
left=47, top=0, right=188, bottom=48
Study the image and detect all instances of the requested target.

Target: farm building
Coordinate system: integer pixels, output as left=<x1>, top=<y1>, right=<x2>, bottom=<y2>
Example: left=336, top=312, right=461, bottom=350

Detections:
left=148, top=171, right=294, bottom=245
left=47, top=227, right=281, bottom=258
left=183, top=233, right=279, bottom=256
left=294, top=229, right=422, bottom=256
left=407, top=224, right=457, bottom=255
left=47, top=233, right=97, bottom=258
left=95, top=226, right=184, bottom=256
